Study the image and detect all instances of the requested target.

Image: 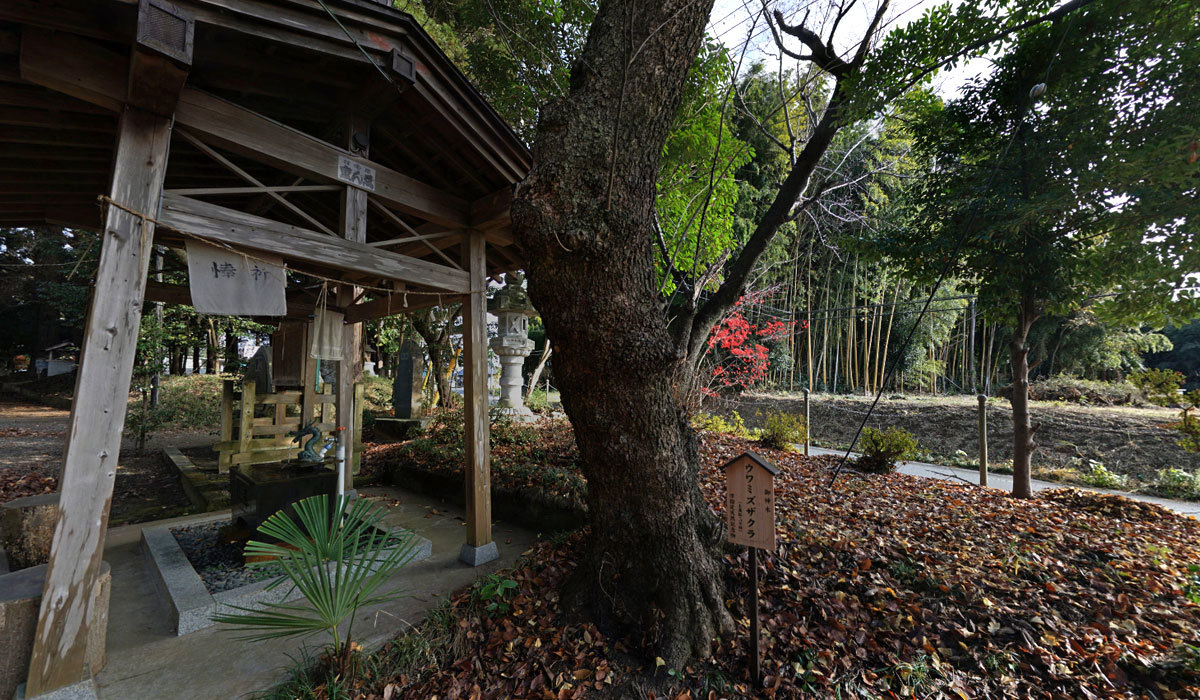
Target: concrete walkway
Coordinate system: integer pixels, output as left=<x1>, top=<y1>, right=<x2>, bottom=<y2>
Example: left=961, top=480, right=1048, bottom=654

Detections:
left=95, top=486, right=538, bottom=700
left=808, top=446, right=1200, bottom=517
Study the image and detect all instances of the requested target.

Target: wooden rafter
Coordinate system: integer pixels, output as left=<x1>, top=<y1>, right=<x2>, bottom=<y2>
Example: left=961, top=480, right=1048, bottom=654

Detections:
left=18, top=28, right=472, bottom=229
left=157, top=194, right=471, bottom=292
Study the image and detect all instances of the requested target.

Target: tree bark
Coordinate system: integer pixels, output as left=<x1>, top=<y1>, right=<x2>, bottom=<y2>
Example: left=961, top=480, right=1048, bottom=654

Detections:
left=512, top=0, right=731, bottom=666
left=224, top=325, right=238, bottom=370
left=205, top=319, right=220, bottom=373
left=1009, top=293, right=1039, bottom=498
left=412, top=306, right=459, bottom=409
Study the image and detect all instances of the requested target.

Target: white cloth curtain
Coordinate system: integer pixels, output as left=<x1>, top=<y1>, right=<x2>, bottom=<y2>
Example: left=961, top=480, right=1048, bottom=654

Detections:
left=185, top=240, right=286, bottom=316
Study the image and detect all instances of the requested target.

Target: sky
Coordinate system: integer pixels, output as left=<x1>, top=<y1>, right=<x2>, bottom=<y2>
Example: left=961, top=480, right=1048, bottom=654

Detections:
left=707, top=0, right=989, bottom=99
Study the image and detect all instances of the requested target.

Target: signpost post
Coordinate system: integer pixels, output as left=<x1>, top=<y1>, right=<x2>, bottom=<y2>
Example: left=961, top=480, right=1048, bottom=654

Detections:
left=722, top=451, right=779, bottom=685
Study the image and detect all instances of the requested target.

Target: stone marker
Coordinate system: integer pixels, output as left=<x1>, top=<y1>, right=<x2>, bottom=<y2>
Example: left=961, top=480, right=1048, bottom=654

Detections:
left=391, top=339, right=424, bottom=419
left=0, top=493, right=59, bottom=571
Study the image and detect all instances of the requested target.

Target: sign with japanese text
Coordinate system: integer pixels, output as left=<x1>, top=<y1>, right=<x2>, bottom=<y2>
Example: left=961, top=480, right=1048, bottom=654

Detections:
left=723, top=451, right=778, bottom=550
left=185, top=240, right=287, bottom=316
left=337, top=155, right=376, bottom=191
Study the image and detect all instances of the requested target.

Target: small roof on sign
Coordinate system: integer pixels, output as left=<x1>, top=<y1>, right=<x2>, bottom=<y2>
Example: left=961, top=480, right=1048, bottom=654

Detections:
left=720, top=450, right=780, bottom=476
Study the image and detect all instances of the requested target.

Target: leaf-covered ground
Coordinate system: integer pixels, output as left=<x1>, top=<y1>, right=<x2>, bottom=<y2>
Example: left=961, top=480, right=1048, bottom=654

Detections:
left=364, top=410, right=586, bottom=509
left=315, top=431, right=1200, bottom=700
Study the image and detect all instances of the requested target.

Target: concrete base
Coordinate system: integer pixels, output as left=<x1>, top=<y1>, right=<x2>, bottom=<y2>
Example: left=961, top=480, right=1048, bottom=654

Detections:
left=14, top=677, right=98, bottom=700
left=493, top=406, right=537, bottom=423
left=458, top=541, right=499, bottom=567
left=142, top=512, right=433, bottom=635
left=1, top=563, right=109, bottom=700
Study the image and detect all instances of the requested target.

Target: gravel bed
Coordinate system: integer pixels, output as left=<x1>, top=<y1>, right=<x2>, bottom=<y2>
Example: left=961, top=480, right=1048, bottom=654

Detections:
left=170, top=521, right=280, bottom=594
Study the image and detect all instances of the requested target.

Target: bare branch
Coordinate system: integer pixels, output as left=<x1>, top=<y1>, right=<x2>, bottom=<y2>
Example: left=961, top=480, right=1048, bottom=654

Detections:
left=771, top=8, right=851, bottom=76
left=851, top=0, right=890, bottom=67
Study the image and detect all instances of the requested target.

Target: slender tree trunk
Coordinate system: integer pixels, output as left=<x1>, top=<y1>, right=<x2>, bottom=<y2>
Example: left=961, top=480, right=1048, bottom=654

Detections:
left=206, top=319, right=220, bottom=373
left=512, top=0, right=730, bottom=665
left=526, top=343, right=552, bottom=399
left=224, top=325, right=238, bottom=369
left=412, top=307, right=459, bottom=409
left=1009, top=293, right=1039, bottom=498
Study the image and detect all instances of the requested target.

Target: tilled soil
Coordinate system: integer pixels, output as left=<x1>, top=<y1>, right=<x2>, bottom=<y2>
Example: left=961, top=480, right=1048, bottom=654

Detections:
left=733, top=391, right=1200, bottom=480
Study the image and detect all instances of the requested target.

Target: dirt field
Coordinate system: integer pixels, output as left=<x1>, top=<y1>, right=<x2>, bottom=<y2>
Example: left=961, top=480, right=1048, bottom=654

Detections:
left=0, top=395, right=211, bottom=525
left=731, top=391, right=1200, bottom=481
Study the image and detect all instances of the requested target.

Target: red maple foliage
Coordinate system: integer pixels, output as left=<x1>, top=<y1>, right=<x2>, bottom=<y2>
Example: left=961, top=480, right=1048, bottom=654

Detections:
left=703, top=290, right=801, bottom=396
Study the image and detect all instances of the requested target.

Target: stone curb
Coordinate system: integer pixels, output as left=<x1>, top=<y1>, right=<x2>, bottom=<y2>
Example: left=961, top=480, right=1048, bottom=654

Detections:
left=141, top=513, right=432, bottom=636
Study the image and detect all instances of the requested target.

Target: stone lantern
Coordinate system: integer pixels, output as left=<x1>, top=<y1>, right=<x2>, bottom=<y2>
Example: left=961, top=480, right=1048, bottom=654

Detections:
left=488, top=272, right=537, bottom=421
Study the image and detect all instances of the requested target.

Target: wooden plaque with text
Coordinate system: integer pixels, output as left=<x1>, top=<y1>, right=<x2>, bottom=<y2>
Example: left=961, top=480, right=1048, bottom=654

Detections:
left=723, top=451, right=778, bottom=550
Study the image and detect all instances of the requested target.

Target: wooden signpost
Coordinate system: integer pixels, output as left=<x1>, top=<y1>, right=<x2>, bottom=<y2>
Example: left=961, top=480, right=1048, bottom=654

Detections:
left=723, top=451, right=779, bottom=685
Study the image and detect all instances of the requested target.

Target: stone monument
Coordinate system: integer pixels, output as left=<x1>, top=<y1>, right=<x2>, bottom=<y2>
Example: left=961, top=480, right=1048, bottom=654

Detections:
left=374, top=339, right=428, bottom=439
left=489, top=272, right=537, bottom=422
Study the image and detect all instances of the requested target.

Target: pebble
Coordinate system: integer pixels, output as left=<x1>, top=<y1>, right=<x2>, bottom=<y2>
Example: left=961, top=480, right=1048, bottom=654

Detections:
left=170, top=522, right=279, bottom=594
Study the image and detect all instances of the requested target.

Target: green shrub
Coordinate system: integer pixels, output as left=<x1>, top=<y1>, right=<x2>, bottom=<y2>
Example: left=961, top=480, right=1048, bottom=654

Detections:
left=692, top=411, right=759, bottom=439
left=1131, top=368, right=1186, bottom=406
left=759, top=410, right=806, bottom=452
left=361, top=375, right=393, bottom=428
left=1079, top=461, right=1128, bottom=490
left=1143, top=468, right=1200, bottom=499
left=855, top=426, right=918, bottom=474
left=475, top=573, right=519, bottom=616
left=212, top=495, right=419, bottom=676
left=490, top=412, right=538, bottom=446
left=525, top=389, right=553, bottom=414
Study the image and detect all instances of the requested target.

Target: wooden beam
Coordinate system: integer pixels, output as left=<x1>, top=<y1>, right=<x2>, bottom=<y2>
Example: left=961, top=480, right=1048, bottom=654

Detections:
left=19, top=27, right=127, bottom=113
left=18, top=29, right=471, bottom=228
left=176, top=128, right=336, bottom=235
left=367, top=230, right=459, bottom=248
left=338, top=114, right=368, bottom=493
left=127, top=0, right=195, bottom=116
left=26, top=107, right=174, bottom=697
left=460, top=229, right=493, bottom=564
left=157, top=194, right=470, bottom=292
left=343, top=290, right=460, bottom=324
left=470, top=187, right=514, bottom=238
left=143, top=280, right=333, bottom=317
left=163, top=184, right=341, bottom=195
left=173, top=89, right=468, bottom=228
left=368, top=198, right=461, bottom=269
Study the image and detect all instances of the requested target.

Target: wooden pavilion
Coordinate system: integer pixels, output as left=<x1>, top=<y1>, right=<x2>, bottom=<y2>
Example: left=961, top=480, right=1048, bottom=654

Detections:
left=0, top=0, right=529, bottom=694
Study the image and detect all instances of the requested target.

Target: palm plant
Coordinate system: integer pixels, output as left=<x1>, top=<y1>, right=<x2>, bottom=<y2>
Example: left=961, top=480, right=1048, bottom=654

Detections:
left=213, top=494, right=419, bottom=674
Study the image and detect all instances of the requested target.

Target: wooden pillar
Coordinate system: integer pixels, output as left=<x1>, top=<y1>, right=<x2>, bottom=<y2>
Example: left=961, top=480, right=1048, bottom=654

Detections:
left=459, top=229, right=495, bottom=566
left=26, top=107, right=175, bottom=696
left=337, top=115, right=368, bottom=494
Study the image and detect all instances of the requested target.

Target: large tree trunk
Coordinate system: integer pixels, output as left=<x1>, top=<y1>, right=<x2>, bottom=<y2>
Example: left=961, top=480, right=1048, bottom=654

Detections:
left=512, top=0, right=730, bottom=666
left=1009, top=294, right=1039, bottom=498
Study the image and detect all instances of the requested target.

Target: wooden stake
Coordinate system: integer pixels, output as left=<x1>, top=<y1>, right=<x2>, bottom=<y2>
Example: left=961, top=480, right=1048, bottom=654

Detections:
left=749, top=546, right=761, bottom=685
left=978, top=394, right=989, bottom=486
left=803, top=388, right=811, bottom=457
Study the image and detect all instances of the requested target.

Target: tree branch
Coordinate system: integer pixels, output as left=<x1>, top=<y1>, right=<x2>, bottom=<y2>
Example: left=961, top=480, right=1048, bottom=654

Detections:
left=771, top=9, right=851, bottom=77
left=898, top=0, right=1097, bottom=94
